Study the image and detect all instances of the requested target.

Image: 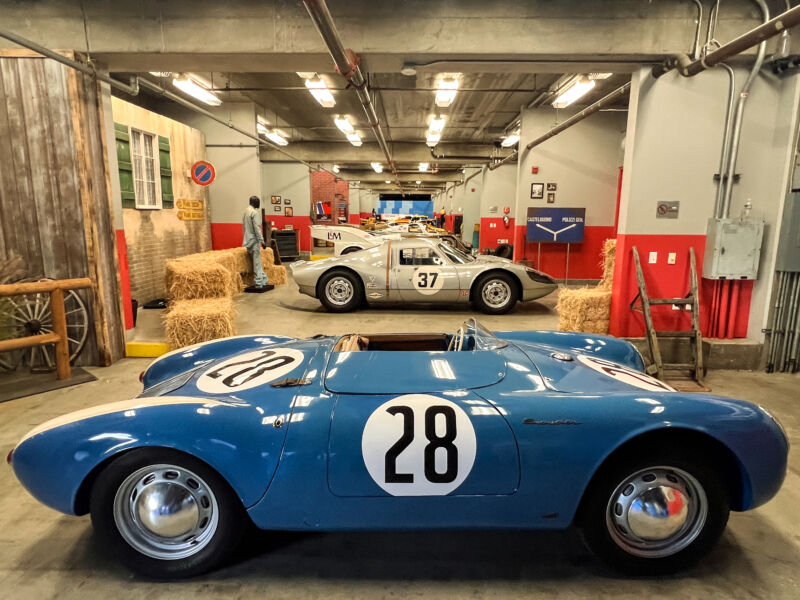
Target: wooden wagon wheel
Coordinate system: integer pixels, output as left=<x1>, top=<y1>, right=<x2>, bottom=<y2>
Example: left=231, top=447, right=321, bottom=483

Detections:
left=0, top=282, right=90, bottom=372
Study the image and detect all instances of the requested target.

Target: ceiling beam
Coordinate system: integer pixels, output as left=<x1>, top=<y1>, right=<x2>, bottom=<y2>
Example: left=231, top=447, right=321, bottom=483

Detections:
left=259, top=142, right=509, bottom=164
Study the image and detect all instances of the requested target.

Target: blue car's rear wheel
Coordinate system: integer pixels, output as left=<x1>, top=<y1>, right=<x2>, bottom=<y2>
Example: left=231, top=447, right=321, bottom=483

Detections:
left=579, top=451, right=729, bottom=574
left=90, top=449, right=247, bottom=578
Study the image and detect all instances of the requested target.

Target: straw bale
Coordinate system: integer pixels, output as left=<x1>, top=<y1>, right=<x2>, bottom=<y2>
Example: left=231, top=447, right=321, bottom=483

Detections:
left=227, top=247, right=250, bottom=274
left=598, top=238, right=617, bottom=290
left=165, top=297, right=236, bottom=349
left=556, top=287, right=612, bottom=334
left=266, top=265, right=288, bottom=286
left=166, top=260, right=231, bottom=300
left=259, top=247, right=275, bottom=270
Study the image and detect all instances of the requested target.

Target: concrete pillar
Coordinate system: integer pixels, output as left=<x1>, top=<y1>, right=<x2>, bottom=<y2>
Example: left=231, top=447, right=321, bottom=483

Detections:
left=261, top=162, right=312, bottom=252
left=478, top=165, right=517, bottom=251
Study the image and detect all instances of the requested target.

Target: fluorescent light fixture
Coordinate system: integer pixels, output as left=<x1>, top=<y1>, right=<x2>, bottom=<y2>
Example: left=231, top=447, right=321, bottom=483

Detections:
left=552, top=76, right=596, bottom=109
left=149, top=71, right=171, bottom=77
left=264, top=129, right=289, bottom=146
left=589, top=72, right=613, bottom=79
left=332, top=165, right=340, bottom=173
left=172, top=74, right=222, bottom=106
left=371, top=162, right=383, bottom=173
left=346, top=132, right=362, bottom=146
left=385, top=180, right=391, bottom=184
left=429, top=115, right=446, bottom=132
left=416, top=180, right=422, bottom=184
left=418, top=162, right=429, bottom=172
left=305, top=76, right=335, bottom=107
left=256, top=122, right=269, bottom=136
left=435, top=78, right=459, bottom=107
left=426, top=131, right=441, bottom=146
left=334, top=116, right=355, bottom=134
left=501, top=130, right=520, bottom=147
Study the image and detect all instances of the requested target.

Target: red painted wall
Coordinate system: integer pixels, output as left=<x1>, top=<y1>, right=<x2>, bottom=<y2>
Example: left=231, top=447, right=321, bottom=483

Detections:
left=211, top=217, right=313, bottom=253
left=479, top=217, right=515, bottom=250
left=609, top=234, right=752, bottom=338
left=116, top=229, right=134, bottom=330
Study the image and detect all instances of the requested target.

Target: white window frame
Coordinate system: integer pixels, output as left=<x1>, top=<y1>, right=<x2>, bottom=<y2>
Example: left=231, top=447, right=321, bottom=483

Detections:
left=130, top=127, right=162, bottom=210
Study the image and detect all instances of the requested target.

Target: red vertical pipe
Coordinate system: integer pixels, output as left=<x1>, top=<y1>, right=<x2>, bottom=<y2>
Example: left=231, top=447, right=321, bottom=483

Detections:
left=726, top=280, right=741, bottom=339
left=718, top=280, right=731, bottom=338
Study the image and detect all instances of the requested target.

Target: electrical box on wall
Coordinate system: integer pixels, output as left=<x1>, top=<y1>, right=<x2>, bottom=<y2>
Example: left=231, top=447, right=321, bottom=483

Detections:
left=703, top=218, right=764, bottom=280
left=775, top=191, right=800, bottom=272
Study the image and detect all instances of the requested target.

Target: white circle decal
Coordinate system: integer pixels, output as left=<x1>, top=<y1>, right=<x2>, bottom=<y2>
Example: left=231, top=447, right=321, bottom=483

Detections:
left=576, top=355, right=675, bottom=392
left=412, top=267, right=444, bottom=295
left=196, top=348, right=304, bottom=393
left=362, top=394, right=477, bottom=496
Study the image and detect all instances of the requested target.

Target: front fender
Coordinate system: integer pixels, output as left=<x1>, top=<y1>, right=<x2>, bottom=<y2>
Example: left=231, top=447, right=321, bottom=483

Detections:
left=11, top=396, right=282, bottom=515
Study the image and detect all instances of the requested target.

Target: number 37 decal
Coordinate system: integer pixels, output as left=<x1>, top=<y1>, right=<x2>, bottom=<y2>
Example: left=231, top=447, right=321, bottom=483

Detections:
left=361, top=394, right=477, bottom=496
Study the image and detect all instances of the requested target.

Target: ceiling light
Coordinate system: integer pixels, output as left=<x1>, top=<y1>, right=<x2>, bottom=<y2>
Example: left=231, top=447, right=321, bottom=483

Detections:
left=435, top=78, right=459, bottom=107
left=371, top=162, right=383, bottom=173
left=172, top=74, right=222, bottom=106
left=305, top=76, right=335, bottom=107
left=256, top=122, right=269, bottom=136
left=400, top=62, right=418, bottom=76
left=264, top=129, right=289, bottom=146
left=385, top=180, right=391, bottom=184
left=426, top=131, right=441, bottom=147
left=332, top=165, right=340, bottom=174
left=418, top=162, right=429, bottom=172
left=416, top=180, right=422, bottom=184
left=346, top=132, right=362, bottom=146
left=149, top=71, right=171, bottom=77
left=552, top=76, right=596, bottom=109
left=589, top=72, right=613, bottom=80
left=334, top=116, right=355, bottom=134
left=501, top=130, right=520, bottom=147
left=429, top=115, right=446, bottom=132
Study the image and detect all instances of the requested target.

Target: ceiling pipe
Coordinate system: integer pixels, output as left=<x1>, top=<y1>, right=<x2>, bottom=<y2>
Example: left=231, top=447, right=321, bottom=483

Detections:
left=690, top=0, right=704, bottom=60
left=652, top=3, right=800, bottom=78
left=429, top=146, right=507, bottom=162
left=489, top=81, right=631, bottom=170
left=301, top=0, right=401, bottom=189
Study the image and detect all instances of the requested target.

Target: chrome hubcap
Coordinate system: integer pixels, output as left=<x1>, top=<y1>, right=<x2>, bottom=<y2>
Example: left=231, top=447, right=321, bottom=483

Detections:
left=113, top=464, right=218, bottom=560
left=482, top=280, right=511, bottom=307
left=326, top=278, right=354, bottom=305
left=606, top=466, right=707, bottom=558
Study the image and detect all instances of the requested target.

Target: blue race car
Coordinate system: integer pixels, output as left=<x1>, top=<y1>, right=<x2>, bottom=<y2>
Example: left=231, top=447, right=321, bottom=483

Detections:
left=9, top=319, right=788, bottom=578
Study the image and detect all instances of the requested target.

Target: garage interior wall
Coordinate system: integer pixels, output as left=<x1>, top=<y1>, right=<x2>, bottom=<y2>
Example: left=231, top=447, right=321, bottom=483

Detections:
left=0, top=54, right=125, bottom=364
left=261, top=162, right=312, bottom=251
left=610, top=67, right=800, bottom=341
left=513, top=105, right=627, bottom=279
left=478, top=164, right=517, bottom=251
left=110, top=98, right=211, bottom=307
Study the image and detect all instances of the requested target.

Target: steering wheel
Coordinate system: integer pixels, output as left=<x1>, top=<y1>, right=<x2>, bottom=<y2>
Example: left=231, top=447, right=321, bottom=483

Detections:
left=447, top=325, right=465, bottom=351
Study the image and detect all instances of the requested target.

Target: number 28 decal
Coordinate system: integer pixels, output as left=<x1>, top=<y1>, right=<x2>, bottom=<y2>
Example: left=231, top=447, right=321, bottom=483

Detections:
left=196, top=348, right=304, bottom=393
left=362, top=394, right=477, bottom=496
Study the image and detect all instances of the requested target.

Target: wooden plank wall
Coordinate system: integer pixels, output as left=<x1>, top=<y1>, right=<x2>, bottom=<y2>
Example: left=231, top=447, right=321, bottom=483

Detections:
left=0, top=56, right=125, bottom=365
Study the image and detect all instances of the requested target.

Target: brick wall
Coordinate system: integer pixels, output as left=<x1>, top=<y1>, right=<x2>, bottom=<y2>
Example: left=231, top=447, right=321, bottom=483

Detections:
left=311, top=171, right=349, bottom=222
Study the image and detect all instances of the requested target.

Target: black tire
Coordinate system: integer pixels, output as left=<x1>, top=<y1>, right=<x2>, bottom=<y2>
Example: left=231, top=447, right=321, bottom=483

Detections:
left=90, top=448, right=247, bottom=579
left=579, top=449, right=729, bottom=575
left=340, top=246, right=362, bottom=255
left=494, top=243, right=513, bottom=259
left=473, top=272, right=519, bottom=314
left=317, top=269, right=363, bottom=312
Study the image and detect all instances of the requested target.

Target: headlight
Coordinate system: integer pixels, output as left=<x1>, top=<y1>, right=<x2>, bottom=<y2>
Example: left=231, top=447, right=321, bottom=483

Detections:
left=525, top=268, right=555, bottom=284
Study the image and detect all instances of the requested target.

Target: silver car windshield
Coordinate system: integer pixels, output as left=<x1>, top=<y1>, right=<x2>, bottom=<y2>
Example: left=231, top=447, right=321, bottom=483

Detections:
left=438, top=243, right=475, bottom=264
left=466, top=318, right=507, bottom=350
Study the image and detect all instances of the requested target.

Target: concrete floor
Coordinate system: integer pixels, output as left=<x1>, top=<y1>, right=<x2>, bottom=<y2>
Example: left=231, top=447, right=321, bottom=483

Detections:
left=1, top=282, right=798, bottom=599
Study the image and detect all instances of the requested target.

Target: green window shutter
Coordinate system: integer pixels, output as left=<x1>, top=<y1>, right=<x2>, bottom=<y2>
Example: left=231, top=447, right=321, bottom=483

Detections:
left=158, top=135, right=174, bottom=208
left=114, top=123, right=136, bottom=209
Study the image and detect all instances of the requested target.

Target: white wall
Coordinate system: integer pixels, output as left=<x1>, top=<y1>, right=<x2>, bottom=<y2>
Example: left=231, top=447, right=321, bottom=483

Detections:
left=515, top=105, right=626, bottom=228
left=479, top=164, right=517, bottom=216
left=456, top=167, right=483, bottom=242
left=261, top=162, right=311, bottom=216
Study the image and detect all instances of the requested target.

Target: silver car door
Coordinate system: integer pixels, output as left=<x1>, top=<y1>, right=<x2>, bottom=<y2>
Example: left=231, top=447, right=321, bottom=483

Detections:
left=393, top=245, right=460, bottom=303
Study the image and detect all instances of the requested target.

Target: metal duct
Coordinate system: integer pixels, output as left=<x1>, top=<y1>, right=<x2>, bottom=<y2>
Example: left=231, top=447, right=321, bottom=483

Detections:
left=488, top=82, right=631, bottom=170
left=766, top=271, right=800, bottom=373
left=713, top=63, right=736, bottom=219
left=301, top=0, right=399, bottom=185
left=652, top=3, right=800, bottom=78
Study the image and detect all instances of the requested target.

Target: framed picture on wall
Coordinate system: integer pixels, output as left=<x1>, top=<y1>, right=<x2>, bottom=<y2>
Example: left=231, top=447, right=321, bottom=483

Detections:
left=547, top=193, right=556, bottom=204
left=285, top=207, right=293, bottom=217
left=274, top=206, right=281, bottom=212
left=271, top=195, right=281, bottom=204
left=284, top=198, right=291, bottom=205
left=530, top=183, right=544, bottom=199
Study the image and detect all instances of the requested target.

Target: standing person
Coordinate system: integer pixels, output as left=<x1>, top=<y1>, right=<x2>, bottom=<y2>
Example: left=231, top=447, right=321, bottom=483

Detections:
left=371, top=208, right=377, bottom=221
left=242, top=196, right=274, bottom=292
left=439, top=207, right=447, bottom=229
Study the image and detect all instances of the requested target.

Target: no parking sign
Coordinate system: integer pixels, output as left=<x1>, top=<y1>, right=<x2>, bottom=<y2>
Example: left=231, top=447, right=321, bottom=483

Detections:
left=191, top=161, right=216, bottom=186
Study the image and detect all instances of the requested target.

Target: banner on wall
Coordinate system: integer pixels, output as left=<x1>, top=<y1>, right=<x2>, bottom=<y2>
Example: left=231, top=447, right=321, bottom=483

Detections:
left=376, top=199, right=433, bottom=217
left=526, top=207, right=585, bottom=243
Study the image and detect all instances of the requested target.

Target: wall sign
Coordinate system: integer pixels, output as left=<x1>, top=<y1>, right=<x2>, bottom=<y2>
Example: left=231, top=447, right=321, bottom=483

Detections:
left=547, top=193, right=556, bottom=204
left=656, top=201, right=680, bottom=219
left=530, top=183, right=544, bottom=199
left=190, top=161, right=215, bottom=186
left=547, top=183, right=557, bottom=191
left=526, top=207, right=586, bottom=243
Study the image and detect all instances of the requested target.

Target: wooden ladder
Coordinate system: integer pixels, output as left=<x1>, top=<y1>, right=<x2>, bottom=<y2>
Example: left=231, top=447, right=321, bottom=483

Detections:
left=630, top=247, right=705, bottom=387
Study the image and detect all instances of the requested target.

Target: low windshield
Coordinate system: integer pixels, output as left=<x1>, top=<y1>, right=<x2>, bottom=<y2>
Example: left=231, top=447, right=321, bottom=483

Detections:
left=466, top=318, right=507, bottom=350
left=438, top=242, right=475, bottom=264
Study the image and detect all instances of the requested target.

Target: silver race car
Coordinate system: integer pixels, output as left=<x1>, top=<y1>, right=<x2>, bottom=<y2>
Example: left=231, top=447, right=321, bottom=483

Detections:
left=291, top=236, right=557, bottom=314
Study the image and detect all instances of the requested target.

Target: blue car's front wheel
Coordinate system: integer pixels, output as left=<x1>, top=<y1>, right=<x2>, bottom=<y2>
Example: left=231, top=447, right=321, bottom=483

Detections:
left=90, top=448, right=247, bottom=578
left=580, top=450, right=730, bottom=574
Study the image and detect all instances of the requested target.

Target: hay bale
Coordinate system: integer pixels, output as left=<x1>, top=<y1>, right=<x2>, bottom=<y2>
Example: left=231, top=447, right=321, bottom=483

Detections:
left=556, top=287, right=612, bottom=334
left=165, top=297, right=236, bottom=349
left=259, top=247, right=275, bottom=270
left=166, top=260, right=232, bottom=300
left=228, top=247, right=250, bottom=274
left=266, top=265, right=288, bottom=286
left=598, top=238, right=617, bottom=290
